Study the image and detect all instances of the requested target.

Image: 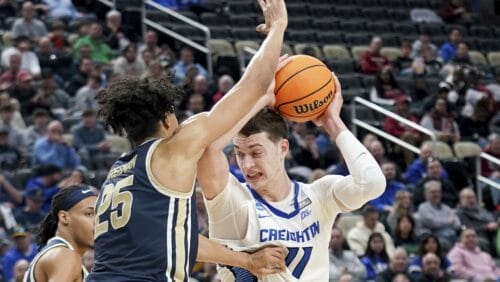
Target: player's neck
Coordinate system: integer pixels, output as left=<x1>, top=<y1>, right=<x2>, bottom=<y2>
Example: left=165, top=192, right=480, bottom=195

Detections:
left=55, top=230, right=86, bottom=257
left=258, top=171, right=291, bottom=202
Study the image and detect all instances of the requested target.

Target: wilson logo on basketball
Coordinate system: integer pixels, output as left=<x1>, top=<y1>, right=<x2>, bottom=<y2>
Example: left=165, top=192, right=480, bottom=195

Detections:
left=293, top=90, right=333, bottom=114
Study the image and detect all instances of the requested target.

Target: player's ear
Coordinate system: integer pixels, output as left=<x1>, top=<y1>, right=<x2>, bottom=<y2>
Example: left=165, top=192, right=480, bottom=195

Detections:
left=279, top=139, right=289, bottom=159
left=160, top=113, right=172, bottom=131
left=58, top=210, right=70, bottom=225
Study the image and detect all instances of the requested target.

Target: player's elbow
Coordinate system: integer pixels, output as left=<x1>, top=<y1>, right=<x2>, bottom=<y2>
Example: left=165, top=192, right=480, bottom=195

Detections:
left=362, top=165, right=386, bottom=200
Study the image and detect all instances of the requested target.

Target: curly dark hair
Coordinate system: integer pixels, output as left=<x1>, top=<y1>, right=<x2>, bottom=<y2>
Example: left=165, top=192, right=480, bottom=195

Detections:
left=96, top=76, right=181, bottom=144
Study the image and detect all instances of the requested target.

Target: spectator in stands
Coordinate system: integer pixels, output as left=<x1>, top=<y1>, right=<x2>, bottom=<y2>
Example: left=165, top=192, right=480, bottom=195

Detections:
left=420, top=98, right=460, bottom=143
left=439, top=0, right=472, bottom=24
left=48, top=21, right=70, bottom=51
left=31, top=70, right=71, bottom=115
left=0, top=54, right=22, bottom=90
left=104, top=10, right=136, bottom=51
left=459, top=97, right=492, bottom=144
left=1, top=227, right=37, bottom=282
left=439, top=29, right=461, bottom=64
left=414, top=253, right=452, bottom=282
left=0, top=0, right=16, bottom=27
left=0, top=173, right=23, bottom=205
left=73, top=22, right=113, bottom=64
left=25, top=108, right=49, bottom=151
left=383, top=95, right=419, bottom=141
left=9, top=72, right=37, bottom=117
left=139, top=31, right=164, bottom=59
left=11, top=2, right=48, bottom=41
left=420, top=45, right=442, bottom=77
left=369, top=161, right=405, bottom=213
left=456, top=188, right=497, bottom=254
left=486, top=71, right=500, bottom=101
left=112, top=43, right=146, bottom=77
left=386, top=190, right=414, bottom=233
left=376, top=248, right=411, bottom=282
left=447, top=228, right=500, bottom=281
left=173, top=47, right=208, bottom=84
left=1, top=36, right=41, bottom=77
left=413, top=160, right=457, bottom=207
left=212, top=74, right=235, bottom=103
left=65, top=57, right=93, bottom=96
left=406, top=142, right=442, bottom=185
left=185, top=93, right=207, bottom=117
left=180, top=66, right=199, bottom=93
left=411, top=34, right=438, bottom=59
left=292, top=128, right=336, bottom=170
left=449, top=42, right=471, bottom=67
left=367, top=140, right=387, bottom=164
left=32, top=121, right=80, bottom=170
left=394, top=42, right=413, bottom=76
left=359, top=232, right=390, bottom=282
left=417, top=180, right=460, bottom=250
left=347, top=205, right=395, bottom=257
left=36, top=36, right=72, bottom=79
left=24, top=164, right=62, bottom=213
left=72, top=109, right=109, bottom=155
left=329, top=227, right=367, bottom=282
left=13, top=259, right=29, bottom=282
left=393, top=215, right=419, bottom=256
left=13, top=188, right=46, bottom=232
left=72, top=71, right=102, bottom=116
left=409, top=234, right=454, bottom=280
left=0, top=126, right=21, bottom=171
left=360, top=36, right=390, bottom=75
left=370, top=66, right=406, bottom=106
left=41, top=0, right=84, bottom=21
left=0, top=104, right=26, bottom=154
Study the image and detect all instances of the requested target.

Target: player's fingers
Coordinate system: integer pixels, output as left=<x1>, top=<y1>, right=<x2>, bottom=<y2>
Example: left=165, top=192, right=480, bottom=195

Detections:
left=332, top=72, right=342, bottom=98
left=277, top=54, right=291, bottom=71
left=257, top=0, right=266, bottom=11
left=255, top=24, right=268, bottom=34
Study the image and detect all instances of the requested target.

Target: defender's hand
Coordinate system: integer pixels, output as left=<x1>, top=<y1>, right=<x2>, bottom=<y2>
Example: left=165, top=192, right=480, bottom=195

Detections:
left=256, top=0, right=288, bottom=35
left=245, top=246, right=286, bottom=277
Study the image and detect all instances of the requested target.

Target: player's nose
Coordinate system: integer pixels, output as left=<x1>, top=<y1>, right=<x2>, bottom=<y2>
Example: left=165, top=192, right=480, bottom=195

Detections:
left=241, top=155, right=256, bottom=170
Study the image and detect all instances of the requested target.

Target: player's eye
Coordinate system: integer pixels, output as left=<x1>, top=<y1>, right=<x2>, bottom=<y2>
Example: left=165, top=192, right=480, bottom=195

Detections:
left=235, top=151, right=243, bottom=157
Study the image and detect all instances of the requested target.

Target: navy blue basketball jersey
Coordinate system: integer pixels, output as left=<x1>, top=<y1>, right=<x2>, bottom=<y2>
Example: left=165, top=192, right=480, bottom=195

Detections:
left=87, top=139, right=198, bottom=282
left=24, top=236, right=88, bottom=282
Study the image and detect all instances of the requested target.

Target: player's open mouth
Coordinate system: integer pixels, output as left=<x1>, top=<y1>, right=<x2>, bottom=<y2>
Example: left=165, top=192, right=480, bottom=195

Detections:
left=246, top=172, right=263, bottom=181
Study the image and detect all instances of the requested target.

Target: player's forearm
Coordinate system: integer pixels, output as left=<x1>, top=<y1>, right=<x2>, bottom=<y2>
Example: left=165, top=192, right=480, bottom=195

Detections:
left=333, top=131, right=386, bottom=209
left=322, top=116, right=348, bottom=141
left=197, top=235, right=249, bottom=269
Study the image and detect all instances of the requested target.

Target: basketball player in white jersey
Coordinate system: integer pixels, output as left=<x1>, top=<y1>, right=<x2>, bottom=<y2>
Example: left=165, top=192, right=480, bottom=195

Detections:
left=197, top=74, right=386, bottom=281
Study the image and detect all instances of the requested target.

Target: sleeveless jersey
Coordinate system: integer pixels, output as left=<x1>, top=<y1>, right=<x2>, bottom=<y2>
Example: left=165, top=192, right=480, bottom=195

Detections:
left=206, top=175, right=342, bottom=282
left=87, top=139, right=198, bottom=282
left=24, top=236, right=88, bottom=282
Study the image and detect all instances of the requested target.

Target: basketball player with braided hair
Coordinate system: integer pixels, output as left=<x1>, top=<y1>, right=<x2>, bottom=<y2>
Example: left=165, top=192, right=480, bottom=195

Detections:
left=88, top=0, right=289, bottom=281
left=197, top=74, right=387, bottom=281
left=24, top=185, right=97, bottom=282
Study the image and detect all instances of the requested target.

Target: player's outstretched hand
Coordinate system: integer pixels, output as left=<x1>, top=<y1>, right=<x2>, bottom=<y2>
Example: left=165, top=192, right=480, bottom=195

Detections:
left=246, top=246, right=286, bottom=277
left=256, top=0, right=288, bottom=35
left=313, top=72, right=343, bottom=127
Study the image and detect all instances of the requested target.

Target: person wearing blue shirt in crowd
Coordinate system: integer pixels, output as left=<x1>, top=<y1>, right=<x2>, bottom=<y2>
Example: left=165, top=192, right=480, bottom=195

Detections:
left=1, top=226, right=38, bottom=281
left=360, top=232, right=390, bottom=282
left=173, top=47, right=207, bottom=84
left=32, top=120, right=80, bottom=170
left=24, top=165, right=62, bottom=213
left=71, top=109, right=110, bottom=155
left=405, top=142, right=447, bottom=185
left=439, top=29, right=461, bottom=63
left=14, top=188, right=46, bottom=232
left=370, top=161, right=406, bottom=213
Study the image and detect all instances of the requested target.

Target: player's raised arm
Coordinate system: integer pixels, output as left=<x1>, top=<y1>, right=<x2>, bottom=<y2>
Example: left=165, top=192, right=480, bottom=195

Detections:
left=313, top=74, right=386, bottom=211
left=174, top=0, right=287, bottom=158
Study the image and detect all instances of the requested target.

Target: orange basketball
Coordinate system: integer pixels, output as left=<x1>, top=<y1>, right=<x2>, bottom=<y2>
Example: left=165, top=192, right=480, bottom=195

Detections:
left=274, top=55, right=336, bottom=123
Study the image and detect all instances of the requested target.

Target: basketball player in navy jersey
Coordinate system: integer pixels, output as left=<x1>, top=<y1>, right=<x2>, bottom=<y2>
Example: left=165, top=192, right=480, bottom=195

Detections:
left=87, top=0, right=289, bottom=281
left=197, top=75, right=387, bottom=281
left=24, top=185, right=97, bottom=282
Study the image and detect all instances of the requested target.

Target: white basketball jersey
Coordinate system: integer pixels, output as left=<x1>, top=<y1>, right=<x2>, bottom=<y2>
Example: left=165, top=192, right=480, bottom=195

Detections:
left=206, top=175, right=342, bottom=282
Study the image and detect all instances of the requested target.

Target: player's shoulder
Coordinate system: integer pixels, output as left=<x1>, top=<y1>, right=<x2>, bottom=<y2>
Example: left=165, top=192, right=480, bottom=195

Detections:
left=37, top=247, right=81, bottom=272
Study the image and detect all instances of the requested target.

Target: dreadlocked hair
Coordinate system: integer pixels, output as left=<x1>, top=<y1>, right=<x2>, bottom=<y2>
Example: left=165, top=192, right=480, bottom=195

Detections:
left=96, top=76, right=181, bottom=145
left=36, top=185, right=87, bottom=247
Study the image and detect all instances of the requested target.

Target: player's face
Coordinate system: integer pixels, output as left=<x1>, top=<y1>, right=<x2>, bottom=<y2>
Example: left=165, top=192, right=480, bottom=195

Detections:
left=68, top=196, right=97, bottom=249
left=233, top=132, right=288, bottom=190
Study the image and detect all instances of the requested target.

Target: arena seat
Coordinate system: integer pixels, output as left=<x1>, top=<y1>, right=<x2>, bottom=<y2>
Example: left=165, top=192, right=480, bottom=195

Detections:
left=388, top=9, right=410, bottom=21
left=310, top=5, right=335, bottom=18
left=336, top=213, right=363, bottom=235
left=107, top=135, right=132, bottom=154
left=229, top=15, right=256, bottom=27
left=62, top=117, right=81, bottom=133
left=365, top=21, right=394, bottom=34
left=453, top=142, right=482, bottom=160
left=469, top=26, right=493, bottom=38
left=344, top=33, right=372, bottom=47
left=468, top=51, right=488, bottom=66
left=323, top=45, right=351, bottom=61
left=281, top=43, right=294, bottom=56
left=381, top=47, right=402, bottom=62
left=209, top=39, right=236, bottom=62
left=317, top=32, right=344, bottom=45
left=406, top=0, right=430, bottom=8
left=327, top=59, right=357, bottom=74
left=294, top=43, right=323, bottom=59
left=201, top=13, right=227, bottom=26
left=433, top=141, right=455, bottom=160
left=487, top=52, right=500, bottom=67
left=351, top=46, right=369, bottom=61
left=286, top=30, right=317, bottom=44
left=234, top=40, right=260, bottom=57
left=360, top=7, right=388, bottom=21
left=395, top=22, right=420, bottom=36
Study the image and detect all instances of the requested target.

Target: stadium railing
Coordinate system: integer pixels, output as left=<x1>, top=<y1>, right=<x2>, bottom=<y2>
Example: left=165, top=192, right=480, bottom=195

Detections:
left=477, top=153, right=500, bottom=204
